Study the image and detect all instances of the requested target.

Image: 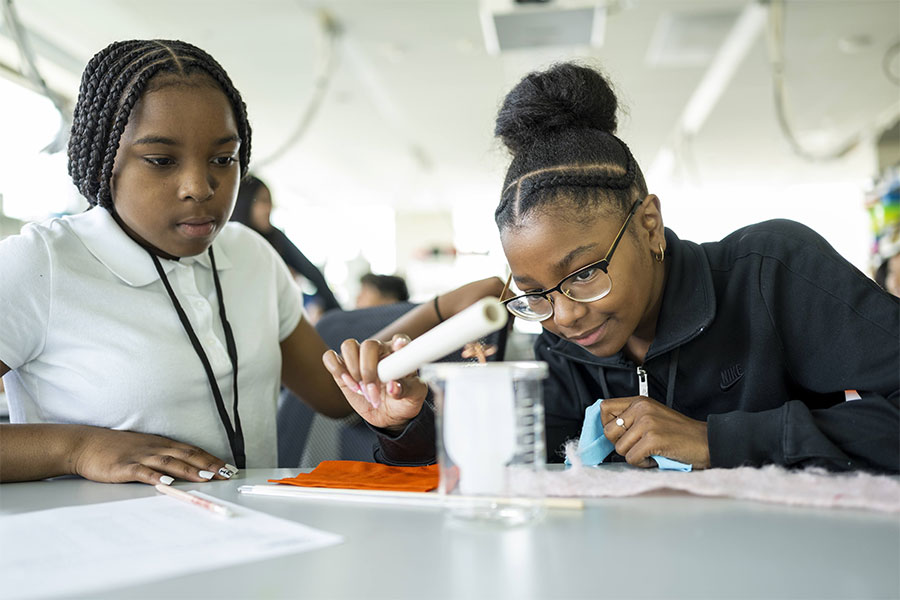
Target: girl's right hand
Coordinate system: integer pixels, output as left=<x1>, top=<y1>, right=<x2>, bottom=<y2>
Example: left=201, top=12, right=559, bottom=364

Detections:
left=322, top=335, right=429, bottom=432
left=71, top=426, right=234, bottom=484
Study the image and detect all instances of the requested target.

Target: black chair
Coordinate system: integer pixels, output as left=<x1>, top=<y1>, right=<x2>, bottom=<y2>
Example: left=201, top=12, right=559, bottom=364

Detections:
left=276, top=302, right=508, bottom=467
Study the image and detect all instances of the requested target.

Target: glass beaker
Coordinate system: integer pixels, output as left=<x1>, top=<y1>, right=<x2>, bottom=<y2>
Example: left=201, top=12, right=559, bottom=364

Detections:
left=419, top=361, right=548, bottom=526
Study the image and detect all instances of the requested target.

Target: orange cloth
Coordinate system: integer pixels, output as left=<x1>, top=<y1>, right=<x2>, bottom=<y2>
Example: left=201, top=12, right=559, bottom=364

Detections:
left=269, top=460, right=439, bottom=492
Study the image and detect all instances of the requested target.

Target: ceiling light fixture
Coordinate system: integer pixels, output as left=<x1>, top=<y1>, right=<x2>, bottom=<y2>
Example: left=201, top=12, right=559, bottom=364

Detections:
left=479, top=0, right=606, bottom=55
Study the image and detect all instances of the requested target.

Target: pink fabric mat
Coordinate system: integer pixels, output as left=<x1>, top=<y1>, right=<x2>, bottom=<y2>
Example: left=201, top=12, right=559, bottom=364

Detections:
left=508, top=444, right=900, bottom=513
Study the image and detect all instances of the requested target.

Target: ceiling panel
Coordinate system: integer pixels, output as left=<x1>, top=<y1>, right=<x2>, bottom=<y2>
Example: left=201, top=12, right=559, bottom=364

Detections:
left=3, top=0, right=898, bottom=214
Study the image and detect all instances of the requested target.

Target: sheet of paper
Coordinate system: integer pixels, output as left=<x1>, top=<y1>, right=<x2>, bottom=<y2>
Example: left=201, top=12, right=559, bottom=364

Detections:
left=0, top=491, right=343, bottom=599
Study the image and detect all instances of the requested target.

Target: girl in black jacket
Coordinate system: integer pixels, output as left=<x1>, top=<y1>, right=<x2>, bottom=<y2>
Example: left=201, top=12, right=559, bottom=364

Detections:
left=323, top=63, right=899, bottom=473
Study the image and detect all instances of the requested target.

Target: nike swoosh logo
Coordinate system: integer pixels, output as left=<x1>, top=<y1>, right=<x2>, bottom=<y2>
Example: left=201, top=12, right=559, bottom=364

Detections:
left=720, top=364, right=744, bottom=391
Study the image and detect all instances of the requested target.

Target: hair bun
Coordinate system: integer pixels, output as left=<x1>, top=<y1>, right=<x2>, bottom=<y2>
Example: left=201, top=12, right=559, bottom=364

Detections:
left=495, top=63, right=619, bottom=155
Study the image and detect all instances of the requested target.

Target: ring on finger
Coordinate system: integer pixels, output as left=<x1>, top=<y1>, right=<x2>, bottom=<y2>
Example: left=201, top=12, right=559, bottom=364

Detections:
left=615, top=417, right=626, bottom=429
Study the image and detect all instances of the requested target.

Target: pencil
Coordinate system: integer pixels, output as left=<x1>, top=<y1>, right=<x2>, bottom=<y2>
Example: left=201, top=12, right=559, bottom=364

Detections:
left=155, top=484, right=235, bottom=518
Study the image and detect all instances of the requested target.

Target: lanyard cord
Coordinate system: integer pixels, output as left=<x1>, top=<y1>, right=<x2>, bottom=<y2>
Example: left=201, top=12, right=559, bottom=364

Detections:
left=149, top=247, right=246, bottom=469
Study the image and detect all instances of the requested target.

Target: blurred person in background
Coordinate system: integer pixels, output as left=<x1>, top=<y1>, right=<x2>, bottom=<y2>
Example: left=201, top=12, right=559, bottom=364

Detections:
left=355, top=273, right=409, bottom=308
left=231, top=174, right=341, bottom=313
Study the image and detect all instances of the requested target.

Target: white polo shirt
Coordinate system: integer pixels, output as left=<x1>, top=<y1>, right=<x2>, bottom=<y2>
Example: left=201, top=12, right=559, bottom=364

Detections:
left=0, top=207, right=303, bottom=467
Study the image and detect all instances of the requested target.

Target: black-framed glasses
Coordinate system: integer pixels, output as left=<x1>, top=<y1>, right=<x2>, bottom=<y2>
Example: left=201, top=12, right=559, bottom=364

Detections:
left=500, top=197, right=645, bottom=321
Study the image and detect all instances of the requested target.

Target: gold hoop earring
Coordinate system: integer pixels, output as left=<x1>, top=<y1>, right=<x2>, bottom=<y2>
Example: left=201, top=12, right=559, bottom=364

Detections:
left=655, top=243, right=665, bottom=263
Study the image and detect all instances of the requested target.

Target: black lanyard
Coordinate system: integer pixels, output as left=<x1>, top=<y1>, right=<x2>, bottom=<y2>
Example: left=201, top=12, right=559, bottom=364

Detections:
left=150, top=247, right=246, bottom=469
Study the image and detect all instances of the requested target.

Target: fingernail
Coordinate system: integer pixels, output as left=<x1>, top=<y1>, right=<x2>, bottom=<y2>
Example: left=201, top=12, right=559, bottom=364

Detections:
left=224, top=463, right=239, bottom=475
left=217, top=468, right=233, bottom=479
left=388, top=381, right=401, bottom=396
left=341, top=373, right=361, bottom=393
left=366, top=383, right=380, bottom=407
left=159, top=475, right=174, bottom=485
left=199, top=470, right=215, bottom=480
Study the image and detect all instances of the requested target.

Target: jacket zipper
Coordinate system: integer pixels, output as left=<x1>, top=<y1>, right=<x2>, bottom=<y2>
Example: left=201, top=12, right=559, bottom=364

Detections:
left=637, top=366, right=648, bottom=397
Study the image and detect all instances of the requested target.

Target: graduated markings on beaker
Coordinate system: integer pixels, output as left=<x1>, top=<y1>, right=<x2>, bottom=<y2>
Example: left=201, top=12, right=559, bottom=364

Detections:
left=508, top=386, right=544, bottom=464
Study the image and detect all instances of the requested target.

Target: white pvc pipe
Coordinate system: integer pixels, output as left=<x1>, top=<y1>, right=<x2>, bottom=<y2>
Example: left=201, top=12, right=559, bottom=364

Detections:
left=376, top=297, right=508, bottom=382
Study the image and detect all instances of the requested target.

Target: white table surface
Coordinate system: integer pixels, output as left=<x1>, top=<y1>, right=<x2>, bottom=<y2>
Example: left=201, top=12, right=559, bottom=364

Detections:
left=1, top=467, right=897, bottom=599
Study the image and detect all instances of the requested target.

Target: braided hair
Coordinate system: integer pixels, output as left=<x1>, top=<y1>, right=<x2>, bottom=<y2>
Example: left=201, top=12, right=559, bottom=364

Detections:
left=67, top=39, right=252, bottom=210
left=493, top=62, right=647, bottom=231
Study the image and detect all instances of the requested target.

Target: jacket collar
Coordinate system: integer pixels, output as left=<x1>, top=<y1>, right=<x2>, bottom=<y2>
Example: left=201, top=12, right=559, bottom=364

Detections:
left=68, top=206, right=233, bottom=288
left=541, top=227, right=716, bottom=367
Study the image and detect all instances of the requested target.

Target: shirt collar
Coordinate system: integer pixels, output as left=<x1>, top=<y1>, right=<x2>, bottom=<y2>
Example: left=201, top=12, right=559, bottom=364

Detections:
left=68, top=206, right=233, bottom=287
left=646, top=227, right=716, bottom=358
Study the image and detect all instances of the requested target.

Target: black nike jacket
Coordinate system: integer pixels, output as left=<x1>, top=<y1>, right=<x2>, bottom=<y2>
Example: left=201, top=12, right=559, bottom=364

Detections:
left=375, top=220, right=900, bottom=473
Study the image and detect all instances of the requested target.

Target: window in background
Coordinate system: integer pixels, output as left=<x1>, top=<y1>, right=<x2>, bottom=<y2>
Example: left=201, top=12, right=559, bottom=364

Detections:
left=276, top=202, right=396, bottom=308
left=451, top=201, right=506, bottom=278
left=0, top=77, right=82, bottom=222
left=659, top=181, right=871, bottom=273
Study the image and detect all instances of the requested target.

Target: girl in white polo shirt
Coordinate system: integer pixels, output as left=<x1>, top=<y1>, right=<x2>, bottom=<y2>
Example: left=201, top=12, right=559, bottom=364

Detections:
left=0, top=39, right=351, bottom=484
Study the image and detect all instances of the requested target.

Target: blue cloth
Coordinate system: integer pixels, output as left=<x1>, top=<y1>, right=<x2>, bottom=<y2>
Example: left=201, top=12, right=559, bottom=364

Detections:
left=568, top=398, right=692, bottom=472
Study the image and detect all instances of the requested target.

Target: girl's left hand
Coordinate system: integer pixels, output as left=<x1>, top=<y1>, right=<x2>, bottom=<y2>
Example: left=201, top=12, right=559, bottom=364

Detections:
left=600, top=396, right=711, bottom=469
